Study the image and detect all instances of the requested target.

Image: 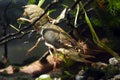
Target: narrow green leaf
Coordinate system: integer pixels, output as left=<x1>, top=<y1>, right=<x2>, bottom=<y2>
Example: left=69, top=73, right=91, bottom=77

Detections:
left=38, top=0, right=45, bottom=7
left=80, top=1, right=100, bottom=44
left=62, top=4, right=69, bottom=8
left=47, top=9, right=56, bottom=15
left=74, top=4, right=80, bottom=28
left=10, top=24, right=24, bottom=34
left=84, top=13, right=100, bottom=43
left=55, top=8, right=67, bottom=23
left=64, top=71, right=72, bottom=76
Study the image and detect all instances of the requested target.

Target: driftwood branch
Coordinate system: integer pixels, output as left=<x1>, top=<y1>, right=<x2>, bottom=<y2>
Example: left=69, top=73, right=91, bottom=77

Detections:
left=0, top=51, right=63, bottom=76
left=0, top=45, right=110, bottom=76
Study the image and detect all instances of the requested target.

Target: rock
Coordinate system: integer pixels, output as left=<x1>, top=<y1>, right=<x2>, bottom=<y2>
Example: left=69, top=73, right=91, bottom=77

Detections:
left=109, top=57, right=119, bottom=66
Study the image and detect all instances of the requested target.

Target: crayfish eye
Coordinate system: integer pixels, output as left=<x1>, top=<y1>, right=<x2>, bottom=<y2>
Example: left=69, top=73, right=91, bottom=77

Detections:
left=77, top=49, right=81, bottom=52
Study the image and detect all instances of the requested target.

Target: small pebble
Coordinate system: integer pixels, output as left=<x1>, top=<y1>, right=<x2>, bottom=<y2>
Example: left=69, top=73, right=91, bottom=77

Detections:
left=109, top=57, right=119, bottom=65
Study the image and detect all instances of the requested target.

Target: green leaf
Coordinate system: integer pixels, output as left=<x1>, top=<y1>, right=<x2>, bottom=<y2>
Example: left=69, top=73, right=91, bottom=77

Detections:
left=80, top=1, right=100, bottom=45
left=47, top=9, right=56, bottom=15
left=74, top=3, right=80, bottom=28
left=61, top=4, right=69, bottom=8
left=64, top=71, right=72, bottom=76
left=38, top=0, right=45, bottom=7
left=55, top=8, right=67, bottom=23
left=27, top=0, right=36, bottom=4
left=10, top=24, right=24, bottom=34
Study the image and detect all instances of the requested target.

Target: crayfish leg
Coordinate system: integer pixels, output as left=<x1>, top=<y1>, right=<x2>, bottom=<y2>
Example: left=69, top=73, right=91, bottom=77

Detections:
left=26, top=37, right=42, bottom=55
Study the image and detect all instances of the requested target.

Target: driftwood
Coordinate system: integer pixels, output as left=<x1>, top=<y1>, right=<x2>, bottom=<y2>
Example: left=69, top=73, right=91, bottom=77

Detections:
left=0, top=51, right=63, bottom=76
left=0, top=42, right=111, bottom=76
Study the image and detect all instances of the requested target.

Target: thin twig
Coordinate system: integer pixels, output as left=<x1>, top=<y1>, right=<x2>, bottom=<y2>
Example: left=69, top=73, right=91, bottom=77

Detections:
left=0, top=30, right=35, bottom=45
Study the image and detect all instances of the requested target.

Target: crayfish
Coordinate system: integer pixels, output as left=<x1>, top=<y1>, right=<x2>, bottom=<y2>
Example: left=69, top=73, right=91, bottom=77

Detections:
left=18, top=4, right=94, bottom=64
